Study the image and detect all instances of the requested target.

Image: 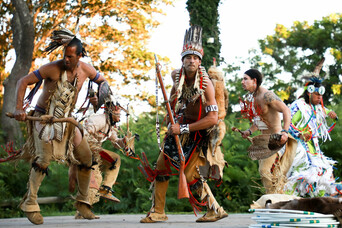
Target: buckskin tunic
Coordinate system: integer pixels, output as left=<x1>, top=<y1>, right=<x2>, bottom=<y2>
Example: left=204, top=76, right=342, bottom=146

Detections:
left=19, top=71, right=93, bottom=212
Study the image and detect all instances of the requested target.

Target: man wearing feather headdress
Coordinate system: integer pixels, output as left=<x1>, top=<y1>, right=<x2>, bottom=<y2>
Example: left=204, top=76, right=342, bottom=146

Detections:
left=140, top=25, right=228, bottom=223
left=13, top=28, right=108, bottom=224
left=239, top=69, right=297, bottom=194
left=285, top=58, right=338, bottom=197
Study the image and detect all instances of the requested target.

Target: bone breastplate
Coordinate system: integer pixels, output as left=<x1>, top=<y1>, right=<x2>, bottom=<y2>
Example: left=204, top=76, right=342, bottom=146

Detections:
left=175, top=66, right=209, bottom=103
left=39, top=71, right=77, bottom=142
left=174, top=67, right=209, bottom=116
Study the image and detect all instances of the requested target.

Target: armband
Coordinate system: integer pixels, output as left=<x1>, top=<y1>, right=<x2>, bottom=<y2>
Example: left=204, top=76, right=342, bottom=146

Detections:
left=33, top=70, right=43, bottom=81
left=205, top=105, right=218, bottom=113
left=91, top=72, right=100, bottom=82
left=180, top=124, right=190, bottom=134
left=281, top=129, right=288, bottom=134
left=25, top=70, right=43, bottom=104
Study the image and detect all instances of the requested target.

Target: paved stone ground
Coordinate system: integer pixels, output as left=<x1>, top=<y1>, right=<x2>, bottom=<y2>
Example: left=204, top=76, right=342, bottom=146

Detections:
left=0, top=213, right=256, bottom=228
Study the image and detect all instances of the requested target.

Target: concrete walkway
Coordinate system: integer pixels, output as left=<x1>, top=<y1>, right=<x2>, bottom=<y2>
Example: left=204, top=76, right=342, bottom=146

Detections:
left=0, top=213, right=255, bottom=228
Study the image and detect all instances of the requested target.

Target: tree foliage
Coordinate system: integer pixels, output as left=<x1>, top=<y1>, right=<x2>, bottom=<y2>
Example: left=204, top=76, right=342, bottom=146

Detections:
left=223, top=14, right=342, bottom=114
left=1, top=0, right=171, bottom=88
left=250, top=13, right=342, bottom=104
left=186, top=0, right=222, bottom=69
left=0, top=0, right=172, bottom=141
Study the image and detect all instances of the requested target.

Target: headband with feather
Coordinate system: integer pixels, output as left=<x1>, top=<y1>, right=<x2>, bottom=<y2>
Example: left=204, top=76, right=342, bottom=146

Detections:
left=44, top=28, right=76, bottom=54
left=302, top=58, right=325, bottom=86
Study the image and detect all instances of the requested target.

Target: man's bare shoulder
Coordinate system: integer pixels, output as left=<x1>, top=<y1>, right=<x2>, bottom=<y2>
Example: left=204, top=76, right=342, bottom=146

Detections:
left=203, top=77, right=216, bottom=103
left=79, top=61, right=96, bottom=77
left=38, top=60, right=63, bottom=79
left=263, top=89, right=282, bottom=103
left=79, top=61, right=94, bottom=71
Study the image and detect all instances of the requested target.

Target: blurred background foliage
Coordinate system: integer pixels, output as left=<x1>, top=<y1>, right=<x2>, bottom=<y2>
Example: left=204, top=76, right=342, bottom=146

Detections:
left=1, top=99, right=341, bottom=218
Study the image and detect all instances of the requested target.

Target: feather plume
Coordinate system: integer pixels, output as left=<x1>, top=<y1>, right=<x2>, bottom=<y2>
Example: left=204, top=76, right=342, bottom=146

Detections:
left=44, top=28, right=76, bottom=54
left=301, top=58, right=325, bottom=84
left=313, top=57, right=325, bottom=76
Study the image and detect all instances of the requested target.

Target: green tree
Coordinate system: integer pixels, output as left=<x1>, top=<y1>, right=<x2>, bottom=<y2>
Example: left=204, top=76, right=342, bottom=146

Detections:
left=186, top=0, right=222, bottom=69
left=223, top=14, right=342, bottom=114
left=251, top=13, right=342, bottom=104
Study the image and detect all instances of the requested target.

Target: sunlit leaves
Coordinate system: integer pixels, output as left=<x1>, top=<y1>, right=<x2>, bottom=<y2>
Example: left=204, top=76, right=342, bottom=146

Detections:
left=276, top=91, right=288, bottom=102
left=254, top=13, right=342, bottom=104
left=332, top=84, right=342, bottom=95
left=328, top=13, right=340, bottom=24
left=1, top=0, right=173, bottom=102
left=275, top=24, right=290, bottom=39
left=330, top=48, right=342, bottom=61
left=263, top=46, right=274, bottom=56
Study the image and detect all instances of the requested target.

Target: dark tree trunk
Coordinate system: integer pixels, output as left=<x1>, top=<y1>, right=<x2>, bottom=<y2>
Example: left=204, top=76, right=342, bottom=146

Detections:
left=1, top=0, right=35, bottom=143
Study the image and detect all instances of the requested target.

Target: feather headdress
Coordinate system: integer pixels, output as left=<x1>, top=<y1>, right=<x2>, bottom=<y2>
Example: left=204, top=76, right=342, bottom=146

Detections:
left=44, top=28, right=76, bottom=54
left=181, top=25, right=204, bottom=59
left=302, top=58, right=325, bottom=85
